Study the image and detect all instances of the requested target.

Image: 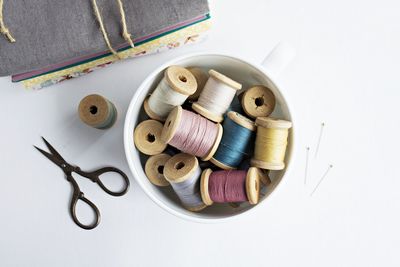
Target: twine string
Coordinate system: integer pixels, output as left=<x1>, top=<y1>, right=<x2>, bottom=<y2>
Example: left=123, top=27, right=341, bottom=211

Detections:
left=116, top=0, right=134, bottom=48
left=91, top=0, right=119, bottom=57
left=91, top=0, right=134, bottom=58
left=0, top=0, right=15, bottom=42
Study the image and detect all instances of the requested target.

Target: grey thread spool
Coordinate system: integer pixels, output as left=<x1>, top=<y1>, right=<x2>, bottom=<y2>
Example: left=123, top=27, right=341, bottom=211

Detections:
left=164, top=153, right=206, bottom=212
left=78, top=94, right=117, bottom=129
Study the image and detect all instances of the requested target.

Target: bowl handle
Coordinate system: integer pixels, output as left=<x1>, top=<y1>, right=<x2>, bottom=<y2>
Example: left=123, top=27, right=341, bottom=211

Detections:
left=261, top=42, right=296, bottom=78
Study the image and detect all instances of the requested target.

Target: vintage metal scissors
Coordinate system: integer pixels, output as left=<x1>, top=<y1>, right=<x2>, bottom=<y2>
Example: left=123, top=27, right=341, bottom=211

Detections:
left=34, top=137, right=130, bottom=230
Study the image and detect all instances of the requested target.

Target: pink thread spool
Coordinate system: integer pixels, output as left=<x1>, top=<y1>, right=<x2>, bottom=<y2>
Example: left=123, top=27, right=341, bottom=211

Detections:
left=200, top=167, right=266, bottom=206
left=161, top=106, right=223, bottom=161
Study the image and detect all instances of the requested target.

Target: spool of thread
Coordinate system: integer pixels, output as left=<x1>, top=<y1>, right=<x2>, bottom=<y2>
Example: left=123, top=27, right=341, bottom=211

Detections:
left=161, top=106, right=223, bottom=161
left=200, top=167, right=265, bottom=205
left=251, top=117, right=292, bottom=170
left=192, top=69, right=242, bottom=122
left=144, top=66, right=197, bottom=121
left=78, top=94, right=117, bottom=129
left=164, top=153, right=206, bottom=211
left=187, top=67, right=208, bottom=101
left=241, top=85, right=276, bottom=118
left=210, top=112, right=256, bottom=170
left=145, top=154, right=171, bottom=186
left=134, top=119, right=167, bottom=155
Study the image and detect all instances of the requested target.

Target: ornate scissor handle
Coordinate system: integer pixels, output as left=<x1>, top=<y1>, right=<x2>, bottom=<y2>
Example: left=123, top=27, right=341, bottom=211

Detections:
left=69, top=189, right=101, bottom=230
left=77, top=167, right=130, bottom=196
left=66, top=174, right=101, bottom=230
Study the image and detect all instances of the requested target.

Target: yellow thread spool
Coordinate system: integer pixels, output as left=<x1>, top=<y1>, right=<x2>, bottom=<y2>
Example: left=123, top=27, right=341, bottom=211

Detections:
left=251, top=117, right=292, bottom=170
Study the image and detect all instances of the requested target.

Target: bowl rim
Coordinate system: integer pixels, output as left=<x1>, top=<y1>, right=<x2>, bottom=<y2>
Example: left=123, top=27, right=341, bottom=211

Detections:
left=123, top=52, right=296, bottom=223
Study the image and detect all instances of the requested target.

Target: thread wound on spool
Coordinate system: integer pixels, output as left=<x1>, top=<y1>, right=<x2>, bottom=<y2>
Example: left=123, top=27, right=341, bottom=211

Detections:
left=192, top=69, right=242, bottom=123
left=78, top=94, right=117, bottom=129
left=200, top=167, right=260, bottom=205
left=164, top=153, right=206, bottom=211
left=134, top=120, right=167, bottom=155
left=251, top=117, right=292, bottom=170
left=161, top=106, right=223, bottom=161
left=144, top=66, right=197, bottom=121
left=145, top=154, right=171, bottom=186
left=210, top=112, right=256, bottom=170
left=241, top=85, right=276, bottom=118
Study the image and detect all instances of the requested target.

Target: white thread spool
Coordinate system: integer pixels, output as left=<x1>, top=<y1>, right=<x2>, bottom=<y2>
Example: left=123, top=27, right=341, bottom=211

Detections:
left=192, top=69, right=242, bottom=123
left=144, top=66, right=197, bottom=121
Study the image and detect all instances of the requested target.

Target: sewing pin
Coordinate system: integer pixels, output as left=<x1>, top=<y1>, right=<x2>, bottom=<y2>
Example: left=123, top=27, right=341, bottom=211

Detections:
left=314, top=122, right=325, bottom=159
left=310, top=164, right=333, bottom=196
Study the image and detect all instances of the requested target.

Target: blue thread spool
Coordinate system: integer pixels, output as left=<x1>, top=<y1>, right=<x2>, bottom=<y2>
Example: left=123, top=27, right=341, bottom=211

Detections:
left=210, top=112, right=256, bottom=170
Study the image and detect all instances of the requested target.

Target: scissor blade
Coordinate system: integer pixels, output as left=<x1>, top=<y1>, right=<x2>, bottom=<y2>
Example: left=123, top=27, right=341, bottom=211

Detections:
left=34, top=145, right=65, bottom=167
left=41, top=137, right=66, bottom=162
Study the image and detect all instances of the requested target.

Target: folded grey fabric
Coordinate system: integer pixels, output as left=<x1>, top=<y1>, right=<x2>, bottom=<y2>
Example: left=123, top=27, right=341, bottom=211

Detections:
left=0, top=0, right=209, bottom=76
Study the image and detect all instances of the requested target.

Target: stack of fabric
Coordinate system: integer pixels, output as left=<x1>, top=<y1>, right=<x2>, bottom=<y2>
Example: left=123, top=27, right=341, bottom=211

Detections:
left=0, top=0, right=211, bottom=89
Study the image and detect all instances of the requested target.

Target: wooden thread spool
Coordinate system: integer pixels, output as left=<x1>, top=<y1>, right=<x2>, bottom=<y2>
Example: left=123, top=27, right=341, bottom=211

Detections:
left=145, top=154, right=171, bottom=187
left=144, top=66, right=197, bottom=121
left=161, top=106, right=223, bottom=161
left=251, top=117, right=292, bottom=170
left=241, top=85, right=276, bottom=118
left=78, top=94, right=117, bottom=129
left=210, top=111, right=256, bottom=170
left=200, top=167, right=265, bottom=205
left=192, top=69, right=242, bottom=122
left=187, top=67, right=208, bottom=101
left=164, top=153, right=206, bottom=212
left=134, top=119, right=167, bottom=155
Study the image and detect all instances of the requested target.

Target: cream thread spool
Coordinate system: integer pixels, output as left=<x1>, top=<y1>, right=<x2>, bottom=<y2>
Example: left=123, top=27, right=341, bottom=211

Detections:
left=164, top=153, right=206, bottom=212
left=251, top=117, right=292, bottom=170
left=78, top=94, right=117, bottom=129
left=187, top=67, right=208, bottom=101
left=240, top=85, right=276, bottom=118
left=200, top=167, right=264, bottom=206
left=145, top=154, right=171, bottom=187
left=192, top=69, right=242, bottom=122
left=144, top=66, right=197, bottom=121
left=134, top=120, right=167, bottom=155
left=161, top=106, right=223, bottom=161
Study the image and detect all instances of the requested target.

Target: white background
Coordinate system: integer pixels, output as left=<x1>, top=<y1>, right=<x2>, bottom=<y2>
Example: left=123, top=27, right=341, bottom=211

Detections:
left=1, top=0, right=399, bottom=266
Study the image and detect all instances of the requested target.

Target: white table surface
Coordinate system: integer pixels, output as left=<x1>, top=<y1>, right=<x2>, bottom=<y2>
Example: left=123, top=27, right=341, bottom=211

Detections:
left=1, top=0, right=400, bottom=266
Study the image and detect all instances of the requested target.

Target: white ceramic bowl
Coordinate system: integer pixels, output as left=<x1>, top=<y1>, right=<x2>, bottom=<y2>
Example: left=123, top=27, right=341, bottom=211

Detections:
left=124, top=44, right=296, bottom=223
